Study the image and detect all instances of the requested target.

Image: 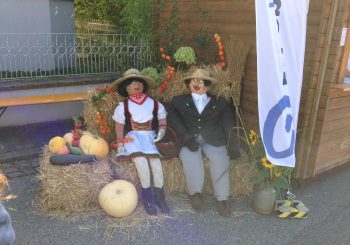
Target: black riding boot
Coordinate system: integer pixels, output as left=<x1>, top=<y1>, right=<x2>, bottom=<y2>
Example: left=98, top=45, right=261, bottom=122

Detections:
left=141, top=188, right=157, bottom=215
left=154, top=187, right=170, bottom=213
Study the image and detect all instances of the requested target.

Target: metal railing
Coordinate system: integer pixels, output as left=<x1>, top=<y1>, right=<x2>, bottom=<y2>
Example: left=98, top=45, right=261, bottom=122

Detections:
left=0, top=33, right=152, bottom=79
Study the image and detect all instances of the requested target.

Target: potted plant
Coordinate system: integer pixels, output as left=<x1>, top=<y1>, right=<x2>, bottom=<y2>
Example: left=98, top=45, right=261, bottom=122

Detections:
left=247, top=130, right=293, bottom=214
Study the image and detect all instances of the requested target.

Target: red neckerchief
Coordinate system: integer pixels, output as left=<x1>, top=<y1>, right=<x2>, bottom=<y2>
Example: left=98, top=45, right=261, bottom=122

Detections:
left=128, top=93, right=147, bottom=105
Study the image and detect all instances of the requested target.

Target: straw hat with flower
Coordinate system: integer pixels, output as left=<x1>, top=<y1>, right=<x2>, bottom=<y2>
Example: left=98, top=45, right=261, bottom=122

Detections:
left=112, top=68, right=154, bottom=96
left=183, top=68, right=217, bottom=84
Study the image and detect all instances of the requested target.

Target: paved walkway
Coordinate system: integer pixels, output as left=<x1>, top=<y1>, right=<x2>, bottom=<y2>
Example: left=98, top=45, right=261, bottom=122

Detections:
left=1, top=121, right=350, bottom=245
left=0, top=120, right=72, bottom=177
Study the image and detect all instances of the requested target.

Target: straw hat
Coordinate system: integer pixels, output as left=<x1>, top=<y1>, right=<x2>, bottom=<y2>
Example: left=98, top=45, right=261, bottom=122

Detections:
left=112, top=68, right=154, bottom=90
left=183, top=68, right=216, bottom=84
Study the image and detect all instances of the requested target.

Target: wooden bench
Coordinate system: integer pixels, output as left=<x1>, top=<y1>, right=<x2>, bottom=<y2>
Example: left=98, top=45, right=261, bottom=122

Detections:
left=0, top=93, right=88, bottom=118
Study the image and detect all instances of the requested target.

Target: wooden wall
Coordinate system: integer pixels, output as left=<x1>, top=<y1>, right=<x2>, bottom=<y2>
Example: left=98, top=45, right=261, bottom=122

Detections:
left=157, top=0, right=350, bottom=178
left=296, top=0, right=350, bottom=178
left=157, top=0, right=258, bottom=129
left=314, top=86, right=350, bottom=174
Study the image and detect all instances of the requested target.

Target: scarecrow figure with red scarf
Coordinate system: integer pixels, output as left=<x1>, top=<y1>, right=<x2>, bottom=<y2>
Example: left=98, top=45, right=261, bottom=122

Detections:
left=112, top=68, right=169, bottom=215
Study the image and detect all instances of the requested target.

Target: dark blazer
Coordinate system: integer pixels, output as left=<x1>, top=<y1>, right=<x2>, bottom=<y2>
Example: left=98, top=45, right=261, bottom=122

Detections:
left=168, top=93, right=235, bottom=147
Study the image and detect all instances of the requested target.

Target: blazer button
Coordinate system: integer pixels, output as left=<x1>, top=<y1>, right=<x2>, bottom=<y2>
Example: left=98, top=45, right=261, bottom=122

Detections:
left=197, top=118, right=201, bottom=122
left=198, top=126, right=201, bottom=129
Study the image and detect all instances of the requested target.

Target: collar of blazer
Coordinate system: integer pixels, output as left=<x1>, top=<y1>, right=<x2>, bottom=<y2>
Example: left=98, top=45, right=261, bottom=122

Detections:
left=184, top=93, right=217, bottom=115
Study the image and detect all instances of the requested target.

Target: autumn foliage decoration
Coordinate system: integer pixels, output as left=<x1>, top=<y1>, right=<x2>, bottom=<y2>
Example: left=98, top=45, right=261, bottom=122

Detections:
left=158, top=48, right=175, bottom=93
left=92, top=86, right=114, bottom=136
left=214, top=33, right=226, bottom=68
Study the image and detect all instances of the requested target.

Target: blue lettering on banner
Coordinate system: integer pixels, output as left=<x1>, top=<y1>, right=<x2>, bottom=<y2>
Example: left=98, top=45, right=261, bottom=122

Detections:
left=263, top=95, right=295, bottom=159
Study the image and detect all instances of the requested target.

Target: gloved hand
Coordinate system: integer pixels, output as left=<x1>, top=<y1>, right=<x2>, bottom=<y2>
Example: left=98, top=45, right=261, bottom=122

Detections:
left=117, top=143, right=125, bottom=155
left=153, top=128, right=166, bottom=142
left=184, top=138, right=199, bottom=152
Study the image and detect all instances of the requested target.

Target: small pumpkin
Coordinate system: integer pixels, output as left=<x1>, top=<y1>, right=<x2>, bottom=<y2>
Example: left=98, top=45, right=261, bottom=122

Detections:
left=98, top=180, right=138, bottom=218
left=79, top=134, right=109, bottom=159
left=48, top=136, right=66, bottom=154
left=63, top=132, right=73, bottom=145
left=64, top=131, right=92, bottom=146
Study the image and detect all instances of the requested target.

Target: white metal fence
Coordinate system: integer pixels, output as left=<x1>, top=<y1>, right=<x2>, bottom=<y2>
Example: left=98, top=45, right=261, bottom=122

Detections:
left=0, top=33, right=151, bottom=79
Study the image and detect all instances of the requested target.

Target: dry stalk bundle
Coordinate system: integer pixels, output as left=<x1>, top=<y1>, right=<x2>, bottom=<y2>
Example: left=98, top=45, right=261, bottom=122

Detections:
left=224, top=37, right=250, bottom=106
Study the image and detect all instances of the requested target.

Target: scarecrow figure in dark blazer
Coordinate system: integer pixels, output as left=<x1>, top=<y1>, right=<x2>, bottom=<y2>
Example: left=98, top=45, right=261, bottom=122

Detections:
left=168, top=68, right=240, bottom=217
left=112, top=68, right=169, bottom=215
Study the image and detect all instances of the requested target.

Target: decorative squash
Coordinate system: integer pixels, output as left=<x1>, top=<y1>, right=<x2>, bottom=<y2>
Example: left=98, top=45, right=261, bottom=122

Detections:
left=63, top=132, right=73, bottom=145
left=79, top=134, right=94, bottom=151
left=98, top=180, right=138, bottom=218
left=48, top=136, right=66, bottom=154
left=64, top=131, right=93, bottom=146
left=79, top=134, right=109, bottom=159
left=57, top=145, right=70, bottom=155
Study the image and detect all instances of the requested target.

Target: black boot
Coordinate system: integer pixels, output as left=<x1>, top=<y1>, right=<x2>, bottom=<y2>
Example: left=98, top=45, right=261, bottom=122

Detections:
left=141, top=188, right=157, bottom=215
left=154, top=187, right=170, bottom=213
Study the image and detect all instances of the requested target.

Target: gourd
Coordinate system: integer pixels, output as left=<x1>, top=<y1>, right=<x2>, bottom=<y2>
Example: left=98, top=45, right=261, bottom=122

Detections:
left=98, top=180, right=138, bottom=218
left=64, top=131, right=92, bottom=146
left=79, top=134, right=109, bottom=159
left=48, top=136, right=66, bottom=154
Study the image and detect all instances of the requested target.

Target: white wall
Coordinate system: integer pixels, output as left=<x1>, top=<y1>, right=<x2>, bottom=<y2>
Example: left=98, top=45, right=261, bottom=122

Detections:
left=0, top=0, right=75, bottom=72
left=0, top=0, right=51, bottom=33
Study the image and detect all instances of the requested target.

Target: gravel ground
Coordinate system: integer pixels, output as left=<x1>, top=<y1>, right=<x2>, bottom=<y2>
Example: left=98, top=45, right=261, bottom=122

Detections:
left=3, top=161, right=350, bottom=245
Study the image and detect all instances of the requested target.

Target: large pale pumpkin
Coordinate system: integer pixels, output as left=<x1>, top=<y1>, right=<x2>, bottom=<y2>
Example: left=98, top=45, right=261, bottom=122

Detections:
left=98, top=180, right=138, bottom=218
left=79, top=134, right=109, bottom=159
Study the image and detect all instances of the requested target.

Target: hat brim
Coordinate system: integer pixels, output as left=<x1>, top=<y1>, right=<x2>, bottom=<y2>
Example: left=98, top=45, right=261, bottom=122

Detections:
left=112, top=74, right=154, bottom=90
left=183, top=75, right=216, bottom=84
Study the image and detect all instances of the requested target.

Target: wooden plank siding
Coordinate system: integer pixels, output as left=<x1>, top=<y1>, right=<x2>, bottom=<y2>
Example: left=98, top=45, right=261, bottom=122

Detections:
left=157, top=0, right=350, bottom=179
left=296, top=0, right=350, bottom=178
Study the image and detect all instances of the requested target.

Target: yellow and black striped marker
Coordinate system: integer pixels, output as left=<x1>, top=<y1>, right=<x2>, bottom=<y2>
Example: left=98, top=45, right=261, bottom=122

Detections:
left=275, top=200, right=309, bottom=218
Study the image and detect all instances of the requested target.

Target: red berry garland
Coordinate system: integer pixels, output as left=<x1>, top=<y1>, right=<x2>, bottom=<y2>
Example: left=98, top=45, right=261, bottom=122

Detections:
left=214, top=33, right=226, bottom=68
left=158, top=48, right=176, bottom=93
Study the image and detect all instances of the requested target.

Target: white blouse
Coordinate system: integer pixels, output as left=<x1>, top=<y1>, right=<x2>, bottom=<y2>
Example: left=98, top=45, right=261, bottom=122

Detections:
left=112, top=97, right=167, bottom=124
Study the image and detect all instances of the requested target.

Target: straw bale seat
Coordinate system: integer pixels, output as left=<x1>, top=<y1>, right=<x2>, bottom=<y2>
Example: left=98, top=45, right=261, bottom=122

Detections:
left=37, top=144, right=252, bottom=214
left=37, top=147, right=112, bottom=213
left=110, top=153, right=253, bottom=199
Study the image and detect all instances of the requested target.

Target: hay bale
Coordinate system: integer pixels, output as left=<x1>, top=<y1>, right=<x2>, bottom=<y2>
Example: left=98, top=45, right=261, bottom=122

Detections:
left=37, top=147, right=113, bottom=213
left=109, top=153, right=253, bottom=199
left=83, top=89, right=121, bottom=143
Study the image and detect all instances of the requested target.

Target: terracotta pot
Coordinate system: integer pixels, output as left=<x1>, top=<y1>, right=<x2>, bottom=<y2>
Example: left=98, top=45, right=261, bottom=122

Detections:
left=252, top=185, right=276, bottom=215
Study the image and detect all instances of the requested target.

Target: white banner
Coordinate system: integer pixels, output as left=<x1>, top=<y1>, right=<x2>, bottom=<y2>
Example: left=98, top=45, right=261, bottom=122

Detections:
left=255, top=0, right=308, bottom=167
